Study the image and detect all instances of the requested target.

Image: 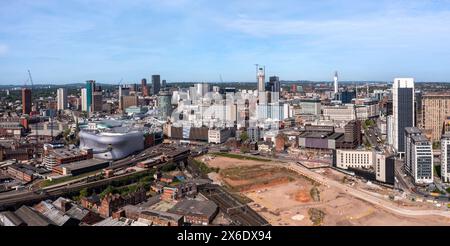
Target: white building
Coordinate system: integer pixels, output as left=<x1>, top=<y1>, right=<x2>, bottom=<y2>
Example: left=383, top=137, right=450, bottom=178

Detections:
left=441, top=134, right=450, bottom=183
left=81, top=88, right=88, bottom=112
left=405, top=127, right=433, bottom=184
left=299, top=98, right=321, bottom=115
left=257, top=66, right=265, bottom=92
left=375, top=153, right=395, bottom=184
left=386, top=115, right=394, bottom=146
left=57, top=88, right=67, bottom=111
left=335, top=149, right=374, bottom=169
left=333, top=71, right=339, bottom=94
left=322, top=104, right=356, bottom=122
left=208, top=128, right=232, bottom=144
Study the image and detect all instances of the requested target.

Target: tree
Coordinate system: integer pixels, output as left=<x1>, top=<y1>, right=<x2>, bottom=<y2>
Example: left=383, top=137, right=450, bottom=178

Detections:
left=79, top=188, right=89, bottom=199
left=100, top=185, right=117, bottom=199
left=240, top=131, right=249, bottom=142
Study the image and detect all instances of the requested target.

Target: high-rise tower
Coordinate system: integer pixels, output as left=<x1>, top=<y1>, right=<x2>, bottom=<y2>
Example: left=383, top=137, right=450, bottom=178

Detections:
left=257, top=66, right=265, bottom=92
left=334, top=71, right=339, bottom=94
left=141, top=78, right=148, bottom=97
left=57, top=88, right=67, bottom=111
left=85, top=80, right=96, bottom=112
left=22, top=88, right=32, bottom=115
left=392, top=78, right=415, bottom=153
left=152, top=75, right=161, bottom=95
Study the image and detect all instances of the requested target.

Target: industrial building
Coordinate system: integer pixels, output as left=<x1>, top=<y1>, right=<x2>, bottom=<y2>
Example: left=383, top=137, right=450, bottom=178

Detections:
left=297, top=120, right=362, bottom=150
left=52, top=158, right=110, bottom=176
left=7, top=164, right=48, bottom=183
left=298, top=126, right=343, bottom=150
left=168, top=199, right=219, bottom=226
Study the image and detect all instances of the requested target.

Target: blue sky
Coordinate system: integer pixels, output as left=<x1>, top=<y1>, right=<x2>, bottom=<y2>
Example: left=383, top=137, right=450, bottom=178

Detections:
left=1, top=0, right=450, bottom=84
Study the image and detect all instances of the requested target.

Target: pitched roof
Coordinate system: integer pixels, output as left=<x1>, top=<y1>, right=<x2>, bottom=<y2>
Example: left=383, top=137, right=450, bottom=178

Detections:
left=14, top=205, right=54, bottom=226
left=33, top=201, right=71, bottom=226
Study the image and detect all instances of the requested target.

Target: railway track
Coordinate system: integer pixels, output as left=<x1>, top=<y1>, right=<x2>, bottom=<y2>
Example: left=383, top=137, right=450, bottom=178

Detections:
left=199, top=185, right=270, bottom=226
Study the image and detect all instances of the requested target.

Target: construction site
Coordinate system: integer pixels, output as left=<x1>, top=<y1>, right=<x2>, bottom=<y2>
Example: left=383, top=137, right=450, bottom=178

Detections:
left=200, top=155, right=450, bottom=226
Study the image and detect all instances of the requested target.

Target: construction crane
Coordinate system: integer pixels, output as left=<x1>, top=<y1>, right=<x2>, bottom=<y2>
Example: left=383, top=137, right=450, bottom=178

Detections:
left=27, top=69, right=34, bottom=90
left=27, top=69, right=39, bottom=146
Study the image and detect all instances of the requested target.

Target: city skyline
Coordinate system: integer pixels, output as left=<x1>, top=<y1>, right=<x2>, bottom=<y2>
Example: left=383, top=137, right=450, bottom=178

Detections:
left=1, top=0, right=450, bottom=84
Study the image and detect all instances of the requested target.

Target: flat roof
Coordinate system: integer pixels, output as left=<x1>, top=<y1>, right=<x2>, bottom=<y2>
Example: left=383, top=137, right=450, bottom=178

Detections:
left=329, top=132, right=345, bottom=140
left=60, top=158, right=109, bottom=171
left=93, top=217, right=129, bottom=226
left=411, top=135, right=430, bottom=143
left=168, top=199, right=218, bottom=218
left=140, top=210, right=183, bottom=221
left=405, top=127, right=422, bottom=134
left=50, top=148, right=87, bottom=159
left=9, top=164, right=48, bottom=175
left=299, top=131, right=332, bottom=139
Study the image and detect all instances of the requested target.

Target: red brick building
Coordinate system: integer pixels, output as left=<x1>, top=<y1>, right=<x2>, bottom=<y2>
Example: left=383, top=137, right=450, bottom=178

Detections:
left=82, top=188, right=147, bottom=218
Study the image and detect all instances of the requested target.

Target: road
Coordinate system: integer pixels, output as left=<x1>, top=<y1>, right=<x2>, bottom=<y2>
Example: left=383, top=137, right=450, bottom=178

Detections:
left=364, top=126, right=380, bottom=149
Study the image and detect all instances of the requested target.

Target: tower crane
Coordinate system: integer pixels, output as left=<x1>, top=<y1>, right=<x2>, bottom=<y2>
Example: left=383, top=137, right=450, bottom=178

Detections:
left=27, top=69, right=39, bottom=145
left=27, top=69, right=34, bottom=89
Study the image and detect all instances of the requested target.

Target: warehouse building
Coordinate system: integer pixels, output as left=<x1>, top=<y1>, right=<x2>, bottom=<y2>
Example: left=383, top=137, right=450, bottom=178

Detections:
left=52, top=159, right=110, bottom=176
left=168, top=199, right=219, bottom=226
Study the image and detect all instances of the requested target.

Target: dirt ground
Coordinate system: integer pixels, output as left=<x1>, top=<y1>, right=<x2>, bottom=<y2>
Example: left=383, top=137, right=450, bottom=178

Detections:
left=203, top=155, right=450, bottom=226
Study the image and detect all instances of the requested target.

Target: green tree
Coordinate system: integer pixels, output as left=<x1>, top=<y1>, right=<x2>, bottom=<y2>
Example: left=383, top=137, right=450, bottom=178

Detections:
left=100, top=185, right=117, bottom=199
left=240, top=131, right=249, bottom=142
left=79, top=188, right=89, bottom=199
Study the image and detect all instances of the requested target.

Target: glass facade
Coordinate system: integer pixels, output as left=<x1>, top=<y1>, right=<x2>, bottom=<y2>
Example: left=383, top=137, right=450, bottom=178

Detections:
left=397, top=88, right=414, bottom=152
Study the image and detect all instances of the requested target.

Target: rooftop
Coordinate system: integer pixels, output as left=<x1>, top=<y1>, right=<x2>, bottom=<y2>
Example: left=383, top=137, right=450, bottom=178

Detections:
left=60, top=159, right=109, bottom=172
left=33, top=201, right=72, bottom=226
left=49, top=148, right=89, bottom=159
left=14, top=205, right=54, bottom=226
left=411, top=135, right=430, bottom=143
left=405, top=127, right=422, bottom=134
left=93, top=217, right=130, bottom=226
left=140, top=209, right=183, bottom=222
left=0, top=211, right=25, bottom=226
left=9, top=164, right=48, bottom=175
left=168, top=199, right=218, bottom=218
